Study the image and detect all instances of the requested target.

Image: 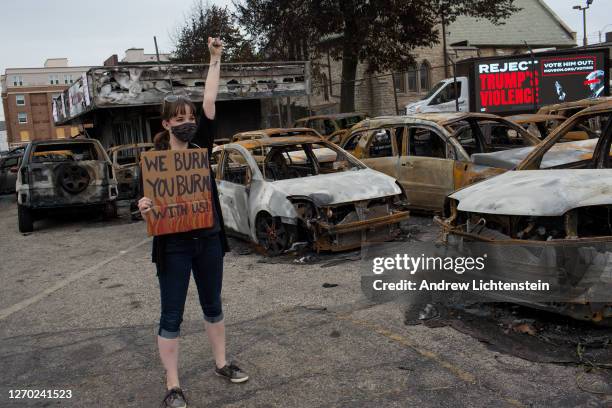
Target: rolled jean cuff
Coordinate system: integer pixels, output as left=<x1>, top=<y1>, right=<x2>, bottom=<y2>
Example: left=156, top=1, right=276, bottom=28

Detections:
left=204, top=311, right=224, bottom=324
left=158, top=327, right=180, bottom=339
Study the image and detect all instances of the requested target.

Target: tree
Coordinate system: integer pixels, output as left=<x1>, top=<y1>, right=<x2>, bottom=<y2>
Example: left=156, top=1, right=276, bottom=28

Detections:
left=235, top=0, right=519, bottom=112
left=233, top=0, right=312, bottom=61
left=172, top=1, right=255, bottom=63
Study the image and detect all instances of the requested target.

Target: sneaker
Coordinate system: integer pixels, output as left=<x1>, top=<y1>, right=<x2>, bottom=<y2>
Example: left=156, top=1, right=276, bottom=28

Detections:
left=161, top=387, right=187, bottom=408
left=215, top=362, right=249, bottom=383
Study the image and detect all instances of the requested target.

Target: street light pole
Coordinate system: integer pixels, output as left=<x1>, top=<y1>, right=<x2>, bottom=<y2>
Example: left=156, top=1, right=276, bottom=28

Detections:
left=573, top=0, right=593, bottom=47
left=582, top=7, right=587, bottom=46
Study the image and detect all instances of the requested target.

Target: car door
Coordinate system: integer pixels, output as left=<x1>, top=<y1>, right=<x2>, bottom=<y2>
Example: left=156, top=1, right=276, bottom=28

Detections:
left=217, top=148, right=252, bottom=236
left=399, top=126, right=455, bottom=211
left=0, top=156, right=20, bottom=193
left=358, top=127, right=402, bottom=183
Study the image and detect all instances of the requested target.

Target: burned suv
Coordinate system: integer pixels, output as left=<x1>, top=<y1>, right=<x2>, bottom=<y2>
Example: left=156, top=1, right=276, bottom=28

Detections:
left=16, top=139, right=118, bottom=232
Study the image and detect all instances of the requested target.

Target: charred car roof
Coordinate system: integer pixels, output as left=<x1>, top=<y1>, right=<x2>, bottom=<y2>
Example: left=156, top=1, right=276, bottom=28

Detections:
left=233, top=128, right=321, bottom=138
left=537, top=96, right=612, bottom=115
left=506, top=114, right=566, bottom=124
left=349, top=112, right=524, bottom=131
left=296, top=112, right=366, bottom=121
left=107, top=143, right=154, bottom=153
left=222, top=135, right=326, bottom=150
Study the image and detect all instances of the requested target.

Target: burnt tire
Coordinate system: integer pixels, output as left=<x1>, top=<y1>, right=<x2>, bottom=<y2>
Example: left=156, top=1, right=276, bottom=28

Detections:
left=102, top=201, right=118, bottom=220
left=255, top=213, right=289, bottom=256
left=57, top=163, right=90, bottom=194
left=18, top=204, right=34, bottom=233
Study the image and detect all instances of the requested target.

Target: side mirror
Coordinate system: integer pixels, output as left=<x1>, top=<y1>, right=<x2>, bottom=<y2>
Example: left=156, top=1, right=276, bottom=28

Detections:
left=9, top=166, right=18, bottom=173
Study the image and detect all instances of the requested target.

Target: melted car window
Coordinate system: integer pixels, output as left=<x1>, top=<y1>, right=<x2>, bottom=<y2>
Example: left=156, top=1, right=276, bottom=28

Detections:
left=259, top=143, right=361, bottom=181
left=539, top=112, right=610, bottom=169
left=32, top=143, right=98, bottom=162
left=368, top=129, right=393, bottom=158
left=343, top=131, right=365, bottom=151
left=222, top=150, right=251, bottom=185
left=408, top=127, right=446, bottom=159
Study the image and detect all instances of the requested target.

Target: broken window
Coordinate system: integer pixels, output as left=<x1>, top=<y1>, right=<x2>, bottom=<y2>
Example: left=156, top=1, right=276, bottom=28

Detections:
left=116, top=146, right=150, bottom=166
left=222, top=149, right=251, bottom=185
left=453, top=123, right=482, bottom=156
left=408, top=127, right=446, bottom=159
left=262, top=144, right=316, bottom=181
left=488, top=124, right=524, bottom=148
left=31, top=143, right=99, bottom=163
left=368, top=129, right=393, bottom=158
left=538, top=112, right=612, bottom=169
left=1, top=157, right=19, bottom=170
left=211, top=151, right=222, bottom=174
left=394, top=126, right=405, bottom=156
left=258, top=142, right=361, bottom=181
left=342, top=131, right=365, bottom=151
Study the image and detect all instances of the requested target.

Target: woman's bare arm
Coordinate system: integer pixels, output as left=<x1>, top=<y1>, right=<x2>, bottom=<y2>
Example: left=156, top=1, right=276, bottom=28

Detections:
left=203, top=37, right=223, bottom=120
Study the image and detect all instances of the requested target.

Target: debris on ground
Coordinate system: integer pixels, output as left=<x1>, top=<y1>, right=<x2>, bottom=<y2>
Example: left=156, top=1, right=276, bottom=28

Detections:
left=294, top=254, right=318, bottom=264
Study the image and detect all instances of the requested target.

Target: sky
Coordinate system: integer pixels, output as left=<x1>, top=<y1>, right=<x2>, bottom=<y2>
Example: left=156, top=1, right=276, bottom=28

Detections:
left=1, top=0, right=611, bottom=121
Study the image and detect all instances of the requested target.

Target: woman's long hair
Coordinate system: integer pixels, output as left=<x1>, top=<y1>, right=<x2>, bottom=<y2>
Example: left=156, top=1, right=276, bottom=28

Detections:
left=153, top=95, right=197, bottom=150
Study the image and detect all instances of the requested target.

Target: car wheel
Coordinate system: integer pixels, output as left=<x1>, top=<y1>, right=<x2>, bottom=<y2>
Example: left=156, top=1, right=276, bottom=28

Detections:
left=57, top=163, right=90, bottom=194
left=102, top=202, right=118, bottom=219
left=256, top=213, right=289, bottom=256
left=18, top=204, right=34, bottom=233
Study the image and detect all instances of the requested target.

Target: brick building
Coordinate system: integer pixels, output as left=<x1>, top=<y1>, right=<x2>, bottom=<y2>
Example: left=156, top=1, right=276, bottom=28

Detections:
left=305, top=0, right=577, bottom=117
left=1, top=58, right=92, bottom=147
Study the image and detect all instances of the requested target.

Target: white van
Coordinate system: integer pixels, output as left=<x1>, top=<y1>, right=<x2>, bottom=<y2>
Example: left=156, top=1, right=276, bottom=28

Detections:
left=405, top=77, right=469, bottom=114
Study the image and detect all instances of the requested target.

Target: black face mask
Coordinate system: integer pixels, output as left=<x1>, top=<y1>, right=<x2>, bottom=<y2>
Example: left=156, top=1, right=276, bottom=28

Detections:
left=171, top=122, right=197, bottom=143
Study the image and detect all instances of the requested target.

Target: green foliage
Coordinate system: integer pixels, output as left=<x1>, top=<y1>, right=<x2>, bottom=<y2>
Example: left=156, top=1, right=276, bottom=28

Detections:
left=172, top=1, right=257, bottom=63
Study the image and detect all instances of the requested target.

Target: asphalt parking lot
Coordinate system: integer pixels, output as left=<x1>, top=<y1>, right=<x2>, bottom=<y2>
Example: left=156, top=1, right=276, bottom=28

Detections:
left=0, top=195, right=611, bottom=407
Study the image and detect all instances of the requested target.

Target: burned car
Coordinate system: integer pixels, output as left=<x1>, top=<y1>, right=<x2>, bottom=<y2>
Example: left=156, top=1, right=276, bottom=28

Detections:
left=16, top=139, right=119, bottom=232
left=293, top=112, right=367, bottom=144
left=0, top=152, right=22, bottom=194
left=536, top=96, right=612, bottom=117
left=340, top=113, right=540, bottom=212
left=107, top=143, right=153, bottom=200
left=438, top=101, right=612, bottom=323
left=506, top=113, right=602, bottom=141
left=230, top=128, right=321, bottom=143
left=212, top=136, right=409, bottom=254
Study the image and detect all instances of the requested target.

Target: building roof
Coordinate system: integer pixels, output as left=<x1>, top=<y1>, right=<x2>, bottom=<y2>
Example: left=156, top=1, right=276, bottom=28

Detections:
left=448, top=0, right=576, bottom=48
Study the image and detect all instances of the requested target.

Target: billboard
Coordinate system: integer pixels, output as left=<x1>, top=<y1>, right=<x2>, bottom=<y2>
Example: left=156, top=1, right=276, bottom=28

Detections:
left=474, top=49, right=609, bottom=113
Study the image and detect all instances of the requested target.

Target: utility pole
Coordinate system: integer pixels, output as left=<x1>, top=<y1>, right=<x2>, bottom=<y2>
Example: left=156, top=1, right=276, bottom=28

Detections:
left=573, top=0, right=593, bottom=47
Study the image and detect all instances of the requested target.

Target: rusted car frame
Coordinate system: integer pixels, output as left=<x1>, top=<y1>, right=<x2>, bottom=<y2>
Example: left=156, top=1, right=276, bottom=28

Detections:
left=340, top=113, right=540, bottom=212
left=536, top=96, right=612, bottom=117
left=230, top=128, right=321, bottom=143
left=294, top=112, right=367, bottom=144
left=212, top=136, right=409, bottom=254
left=107, top=143, right=153, bottom=200
left=437, top=102, right=612, bottom=323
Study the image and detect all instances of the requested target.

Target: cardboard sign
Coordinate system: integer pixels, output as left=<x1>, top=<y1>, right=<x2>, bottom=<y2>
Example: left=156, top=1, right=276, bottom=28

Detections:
left=141, top=148, right=214, bottom=236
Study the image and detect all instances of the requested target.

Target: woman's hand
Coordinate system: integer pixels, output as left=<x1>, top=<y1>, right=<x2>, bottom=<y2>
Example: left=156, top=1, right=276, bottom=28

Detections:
left=138, top=196, right=153, bottom=216
left=208, top=37, right=223, bottom=59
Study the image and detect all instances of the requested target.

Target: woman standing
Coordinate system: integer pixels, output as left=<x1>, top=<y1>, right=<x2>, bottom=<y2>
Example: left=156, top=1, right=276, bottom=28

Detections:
left=138, top=37, right=248, bottom=408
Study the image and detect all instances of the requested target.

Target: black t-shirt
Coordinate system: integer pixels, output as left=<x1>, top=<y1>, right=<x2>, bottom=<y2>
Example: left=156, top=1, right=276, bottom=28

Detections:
left=142, top=113, right=221, bottom=240
left=174, top=113, right=220, bottom=239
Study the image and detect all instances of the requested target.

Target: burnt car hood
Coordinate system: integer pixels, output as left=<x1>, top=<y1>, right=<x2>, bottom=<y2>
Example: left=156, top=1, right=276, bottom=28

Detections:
left=471, top=138, right=598, bottom=169
left=270, top=168, right=402, bottom=205
left=449, top=169, right=612, bottom=216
